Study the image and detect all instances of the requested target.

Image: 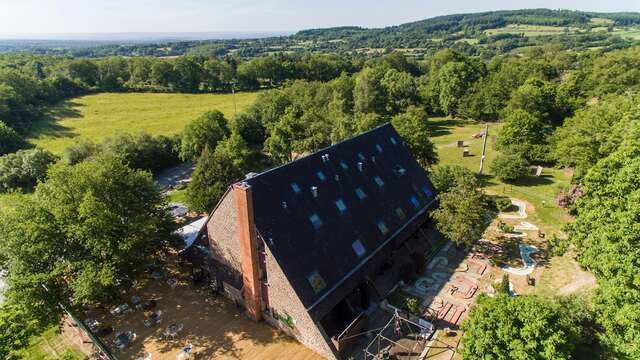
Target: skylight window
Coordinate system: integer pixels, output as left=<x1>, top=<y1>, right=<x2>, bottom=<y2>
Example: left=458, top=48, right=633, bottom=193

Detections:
left=357, top=152, right=366, bottom=161
left=291, top=182, right=301, bottom=194
left=352, top=240, right=366, bottom=257
left=376, top=144, right=383, bottom=153
left=377, top=221, right=389, bottom=235
left=422, top=185, right=433, bottom=198
left=316, top=171, right=326, bottom=182
left=409, top=196, right=420, bottom=209
left=355, top=187, right=367, bottom=200
left=374, top=176, right=385, bottom=187
left=307, top=271, right=327, bottom=293
left=395, top=207, right=406, bottom=220
left=340, top=160, right=349, bottom=170
left=335, top=199, right=347, bottom=214
left=390, top=137, right=397, bottom=145
left=309, top=213, right=323, bottom=230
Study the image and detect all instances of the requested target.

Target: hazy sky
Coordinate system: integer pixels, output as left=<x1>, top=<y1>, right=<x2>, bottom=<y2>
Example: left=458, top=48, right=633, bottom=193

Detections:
left=1, top=0, right=639, bottom=34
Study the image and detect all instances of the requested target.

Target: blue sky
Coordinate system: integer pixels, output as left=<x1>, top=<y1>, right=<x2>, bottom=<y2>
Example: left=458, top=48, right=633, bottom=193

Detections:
left=1, top=0, right=639, bottom=34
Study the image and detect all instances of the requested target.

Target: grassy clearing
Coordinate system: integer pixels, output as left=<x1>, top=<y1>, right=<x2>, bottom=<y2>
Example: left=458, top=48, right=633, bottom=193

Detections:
left=484, top=24, right=578, bottom=37
left=19, top=327, right=85, bottom=360
left=26, top=91, right=259, bottom=154
left=166, top=188, right=188, bottom=204
left=611, top=27, right=640, bottom=40
left=429, top=118, right=572, bottom=235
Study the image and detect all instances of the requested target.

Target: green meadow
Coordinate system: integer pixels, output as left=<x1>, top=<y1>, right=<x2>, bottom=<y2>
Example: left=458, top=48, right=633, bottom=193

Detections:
left=26, top=91, right=259, bottom=154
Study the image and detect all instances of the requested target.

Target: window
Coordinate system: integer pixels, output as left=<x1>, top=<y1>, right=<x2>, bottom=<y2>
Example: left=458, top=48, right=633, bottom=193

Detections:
left=395, top=207, right=406, bottom=220
left=335, top=199, right=347, bottom=214
left=357, top=152, right=366, bottom=161
left=409, top=196, right=420, bottom=209
left=307, top=271, right=327, bottom=293
left=377, top=221, right=389, bottom=235
left=393, top=165, right=406, bottom=177
left=291, top=182, right=301, bottom=194
left=376, top=144, right=383, bottom=153
left=316, top=171, right=326, bottom=182
left=309, top=213, right=323, bottom=230
left=355, top=187, right=367, bottom=200
left=422, top=185, right=433, bottom=198
left=390, top=136, right=397, bottom=145
left=352, top=240, right=366, bottom=257
left=373, top=176, right=385, bottom=187
left=340, top=160, right=349, bottom=170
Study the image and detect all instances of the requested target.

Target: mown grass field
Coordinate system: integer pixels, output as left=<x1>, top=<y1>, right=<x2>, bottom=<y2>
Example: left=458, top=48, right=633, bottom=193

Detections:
left=429, top=118, right=572, bottom=235
left=26, top=92, right=259, bottom=154
left=484, top=24, right=578, bottom=37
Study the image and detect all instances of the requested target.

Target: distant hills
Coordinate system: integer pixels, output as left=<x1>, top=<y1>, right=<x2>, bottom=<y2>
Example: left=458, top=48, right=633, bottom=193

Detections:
left=2, top=9, right=640, bottom=58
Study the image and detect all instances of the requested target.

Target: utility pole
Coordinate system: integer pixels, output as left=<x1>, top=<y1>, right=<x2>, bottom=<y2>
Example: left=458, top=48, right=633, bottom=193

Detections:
left=479, top=124, right=489, bottom=175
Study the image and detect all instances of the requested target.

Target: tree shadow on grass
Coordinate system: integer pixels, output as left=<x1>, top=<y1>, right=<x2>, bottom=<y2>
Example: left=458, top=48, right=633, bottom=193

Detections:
left=482, top=174, right=555, bottom=188
left=428, top=119, right=470, bottom=138
left=23, top=100, right=84, bottom=141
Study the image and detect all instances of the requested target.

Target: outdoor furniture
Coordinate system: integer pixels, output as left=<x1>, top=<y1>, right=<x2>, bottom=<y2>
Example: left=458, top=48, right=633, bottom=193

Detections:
left=177, top=344, right=194, bottom=359
left=110, top=303, right=130, bottom=317
left=164, top=322, right=184, bottom=339
left=131, top=296, right=142, bottom=309
left=114, top=331, right=136, bottom=350
left=148, top=310, right=162, bottom=325
left=84, top=318, right=100, bottom=333
left=167, top=278, right=178, bottom=287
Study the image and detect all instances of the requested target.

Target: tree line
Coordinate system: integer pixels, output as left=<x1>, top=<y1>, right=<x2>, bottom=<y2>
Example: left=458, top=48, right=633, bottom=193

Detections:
left=1, top=42, right=640, bottom=358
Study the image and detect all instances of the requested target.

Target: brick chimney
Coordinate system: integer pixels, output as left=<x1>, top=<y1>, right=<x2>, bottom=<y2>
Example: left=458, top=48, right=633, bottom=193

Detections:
left=233, top=182, right=262, bottom=321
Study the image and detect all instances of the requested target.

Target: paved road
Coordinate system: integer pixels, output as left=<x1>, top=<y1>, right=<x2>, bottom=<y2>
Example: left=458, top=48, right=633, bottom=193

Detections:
left=155, top=161, right=195, bottom=190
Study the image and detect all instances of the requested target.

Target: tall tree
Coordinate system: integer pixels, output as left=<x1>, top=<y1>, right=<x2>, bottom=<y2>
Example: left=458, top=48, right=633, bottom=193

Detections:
left=180, top=110, right=230, bottom=160
left=0, top=155, right=174, bottom=329
left=390, top=106, right=438, bottom=167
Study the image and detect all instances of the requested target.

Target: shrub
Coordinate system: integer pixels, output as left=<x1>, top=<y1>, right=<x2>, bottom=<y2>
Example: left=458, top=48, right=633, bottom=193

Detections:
left=495, top=197, right=513, bottom=212
left=64, top=138, right=101, bottom=164
left=498, top=274, right=510, bottom=294
left=490, top=154, right=530, bottom=182
left=101, top=133, right=181, bottom=175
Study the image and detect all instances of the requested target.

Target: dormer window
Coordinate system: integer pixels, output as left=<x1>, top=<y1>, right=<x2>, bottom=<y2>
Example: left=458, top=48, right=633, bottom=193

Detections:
left=355, top=187, right=367, bottom=200
left=309, top=213, right=323, bottom=230
left=307, top=271, right=326, bottom=293
left=422, top=185, right=433, bottom=198
left=377, top=221, right=389, bottom=235
left=352, top=240, right=366, bottom=257
left=335, top=199, right=347, bottom=214
left=409, top=196, right=420, bottom=209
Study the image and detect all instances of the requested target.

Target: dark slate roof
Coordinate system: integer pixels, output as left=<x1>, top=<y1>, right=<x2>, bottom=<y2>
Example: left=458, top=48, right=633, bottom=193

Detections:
left=244, top=123, right=437, bottom=312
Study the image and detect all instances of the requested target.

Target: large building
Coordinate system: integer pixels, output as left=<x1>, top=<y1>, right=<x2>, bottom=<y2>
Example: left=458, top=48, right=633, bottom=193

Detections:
left=189, top=123, right=438, bottom=359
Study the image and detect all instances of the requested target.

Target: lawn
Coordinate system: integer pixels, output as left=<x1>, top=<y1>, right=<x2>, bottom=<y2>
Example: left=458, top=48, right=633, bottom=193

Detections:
left=429, top=118, right=572, bottom=235
left=18, top=327, right=85, bottom=360
left=484, top=24, right=579, bottom=37
left=25, top=91, right=259, bottom=154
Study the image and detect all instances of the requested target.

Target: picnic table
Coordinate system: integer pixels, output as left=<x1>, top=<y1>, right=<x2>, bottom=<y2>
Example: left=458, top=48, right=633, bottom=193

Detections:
left=110, top=303, right=130, bottom=317
left=114, top=331, right=136, bottom=350
left=164, top=322, right=184, bottom=338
